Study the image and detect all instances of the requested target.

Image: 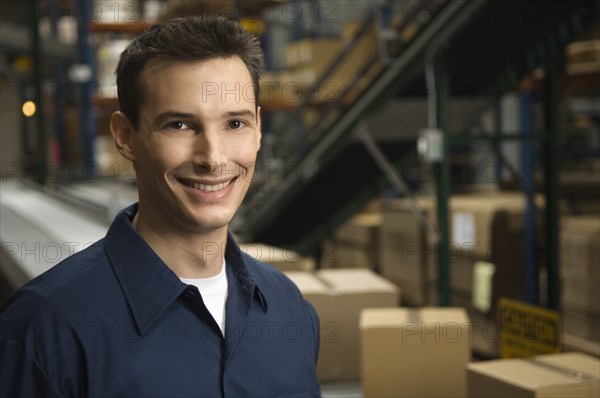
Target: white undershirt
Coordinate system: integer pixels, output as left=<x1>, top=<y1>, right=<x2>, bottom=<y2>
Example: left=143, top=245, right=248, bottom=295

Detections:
left=180, top=261, right=228, bottom=336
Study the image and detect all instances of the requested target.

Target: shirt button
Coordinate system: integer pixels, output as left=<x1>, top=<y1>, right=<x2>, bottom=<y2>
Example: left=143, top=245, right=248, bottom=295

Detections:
left=185, top=289, right=195, bottom=298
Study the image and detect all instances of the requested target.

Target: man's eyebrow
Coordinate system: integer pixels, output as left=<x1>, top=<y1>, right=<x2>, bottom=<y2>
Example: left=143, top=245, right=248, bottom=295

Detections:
left=153, top=111, right=196, bottom=124
left=225, top=109, right=256, bottom=118
left=152, top=110, right=257, bottom=125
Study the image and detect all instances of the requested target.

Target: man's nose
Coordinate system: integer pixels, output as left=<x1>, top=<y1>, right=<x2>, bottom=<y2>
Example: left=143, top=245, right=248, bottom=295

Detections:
left=192, top=130, right=225, bottom=173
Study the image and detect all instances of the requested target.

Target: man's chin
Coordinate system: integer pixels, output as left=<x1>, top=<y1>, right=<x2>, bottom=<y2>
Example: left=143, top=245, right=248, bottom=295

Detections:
left=183, top=215, right=232, bottom=235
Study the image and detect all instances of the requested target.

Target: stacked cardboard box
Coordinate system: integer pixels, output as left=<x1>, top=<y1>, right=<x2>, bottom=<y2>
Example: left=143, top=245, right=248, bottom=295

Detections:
left=321, top=213, right=382, bottom=270
left=283, top=20, right=379, bottom=103
left=466, top=352, right=600, bottom=397
left=259, top=70, right=301, bottom=109
left=379, top=192, right=546, bottom=308
left=284, top=38, right=341, bottom=93
left=560, top=168, right=600, bottom=214
left=240, top=243, right=315, bottom=272
left=379, top=197, right=431, bottom=306
left=360, top=307, right=471, bottom=397
left=567, top=39, right=600, bottom=75
left=285, top=268, right=399, bottom=381
left=560, top=216, right=600, bottom=343
left=333, top=20, right=381, bottom=99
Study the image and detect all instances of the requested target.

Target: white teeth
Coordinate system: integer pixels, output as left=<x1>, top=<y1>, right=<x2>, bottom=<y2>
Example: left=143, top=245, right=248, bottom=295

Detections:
left=185, top=180, right=231, bottom=192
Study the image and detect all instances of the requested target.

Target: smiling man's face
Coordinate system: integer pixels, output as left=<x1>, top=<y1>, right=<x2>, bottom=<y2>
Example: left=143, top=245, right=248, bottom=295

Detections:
left=116, top=56, right=261, bottom=235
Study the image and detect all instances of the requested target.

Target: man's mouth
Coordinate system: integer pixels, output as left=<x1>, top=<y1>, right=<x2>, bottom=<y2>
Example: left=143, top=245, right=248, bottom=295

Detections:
left=179, top=177, right=237, bottom=192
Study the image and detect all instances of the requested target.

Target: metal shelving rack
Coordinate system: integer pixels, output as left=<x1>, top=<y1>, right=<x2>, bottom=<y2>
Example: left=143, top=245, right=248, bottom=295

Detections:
left=0, top=1, right=153, bottom=186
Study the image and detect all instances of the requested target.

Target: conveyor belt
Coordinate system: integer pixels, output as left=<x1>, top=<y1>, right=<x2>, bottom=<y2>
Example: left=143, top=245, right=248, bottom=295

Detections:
left=0, top=181, right=134, bottom=287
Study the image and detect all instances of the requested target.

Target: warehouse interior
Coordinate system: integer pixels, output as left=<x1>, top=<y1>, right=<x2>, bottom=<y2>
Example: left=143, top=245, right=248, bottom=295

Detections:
left=1, top=0, right=599, bottom=396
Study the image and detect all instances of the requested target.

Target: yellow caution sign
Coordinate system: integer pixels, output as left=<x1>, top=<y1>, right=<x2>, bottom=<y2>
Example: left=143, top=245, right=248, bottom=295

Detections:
left=499, top=298, right=560, bottom=358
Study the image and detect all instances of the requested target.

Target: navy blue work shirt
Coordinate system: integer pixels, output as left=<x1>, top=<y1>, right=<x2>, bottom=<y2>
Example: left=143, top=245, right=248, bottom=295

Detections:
left=0, top=204, right=321, bottom=397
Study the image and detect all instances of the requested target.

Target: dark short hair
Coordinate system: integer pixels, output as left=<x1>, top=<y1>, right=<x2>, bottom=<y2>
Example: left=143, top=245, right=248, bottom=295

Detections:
left=116, top=15, right=264, bottom=129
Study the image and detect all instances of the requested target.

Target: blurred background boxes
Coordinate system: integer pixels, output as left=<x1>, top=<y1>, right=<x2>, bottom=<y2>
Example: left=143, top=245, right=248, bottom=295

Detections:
left=259, top=70, right=301, bottom=108
left=378, top=196, right=431, bottom=306
left=466, top=352, right=600, bottom=397
left=360, top=307, right=471, bottom=398
left=284, top=38, right=340, bottom=73
left=282, top=20, right=379, bottom=103
left=321, top=213, right=382, bottom=271
left=379, top=192, right=547, bottom=309
left=285, top=268, right=399, bottom=381
left=562, top=311, right=600, bottom=343
left=560, top=216, right=600, bottom=343
left=300, top=188, right=600, bottom=360
left=332, top=20, right=381, bottom=98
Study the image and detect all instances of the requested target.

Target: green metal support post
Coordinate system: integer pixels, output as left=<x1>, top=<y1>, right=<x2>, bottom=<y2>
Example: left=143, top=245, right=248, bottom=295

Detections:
left=544, top=60, right=562, bottom=311
left=436, top=55, right=451, bottom=307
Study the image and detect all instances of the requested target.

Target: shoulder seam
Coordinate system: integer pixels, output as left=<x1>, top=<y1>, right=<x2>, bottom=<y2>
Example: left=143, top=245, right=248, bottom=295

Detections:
left=0, top=335, right=65, bottom=397
left=25, top=249, right=109, bottom=323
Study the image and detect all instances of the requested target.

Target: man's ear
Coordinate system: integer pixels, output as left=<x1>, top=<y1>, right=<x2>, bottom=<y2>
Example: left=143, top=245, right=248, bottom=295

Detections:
left=110, top=111, right=136, bottom=162
left=256, top=106, right=262, bottom=151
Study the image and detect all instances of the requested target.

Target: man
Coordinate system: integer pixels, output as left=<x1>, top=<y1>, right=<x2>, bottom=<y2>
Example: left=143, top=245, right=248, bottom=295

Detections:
left=0, top=16, right=321, bottom=397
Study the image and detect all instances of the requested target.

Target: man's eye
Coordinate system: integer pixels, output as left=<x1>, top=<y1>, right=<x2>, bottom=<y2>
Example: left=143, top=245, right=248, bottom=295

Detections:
left=167, top=121, right=189, bottom=130
left=228, top=120, right=246, bottom=129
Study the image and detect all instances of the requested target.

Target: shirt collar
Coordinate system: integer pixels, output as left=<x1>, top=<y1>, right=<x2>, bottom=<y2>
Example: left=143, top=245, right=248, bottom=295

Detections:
left=224, top=233, right=269, bottom=313
left=103, top=204, right=268, bottom=336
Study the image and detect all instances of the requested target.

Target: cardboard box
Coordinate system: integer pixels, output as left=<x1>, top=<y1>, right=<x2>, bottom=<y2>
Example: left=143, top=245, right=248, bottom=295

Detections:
left=379, top=199, right=431, bottom=305
left=380, top=192, right=546, bottom=307
left=284, top=21, right=381, bottom=103
left=383, top=192, right=545, bottom=254
left=240, top=243, right=315, bottom=272
left=360, top=307, right=471, bottom=397
left=322, top=213, right=382, bottom=270
left=560, top=216, right=600, bottom=315
left=285, top=269, right=399, bottom=381
left=466, top=352, right=600, bottom=397
left=334, top=213, right=382, bottom=246
left=284, top=39, right=341, bottom=71
left=426, top=245, right=478, bottom=293
left=562, top=334, right=600, bottom=358
left=562, top=278, right=600, bottom=314
left=259, top=71, right=302, bottom=108
left=560, top=216, right=600, bottom=279
left=563, top=310, right=600, bottom=342
left=335, top=19, right=381, bottom=94
left=321, top=240, right=377, bottom=270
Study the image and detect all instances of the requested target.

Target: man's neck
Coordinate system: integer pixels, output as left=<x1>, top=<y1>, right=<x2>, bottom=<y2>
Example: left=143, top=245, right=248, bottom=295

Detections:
left=132, top=211, right=227, bottom=279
